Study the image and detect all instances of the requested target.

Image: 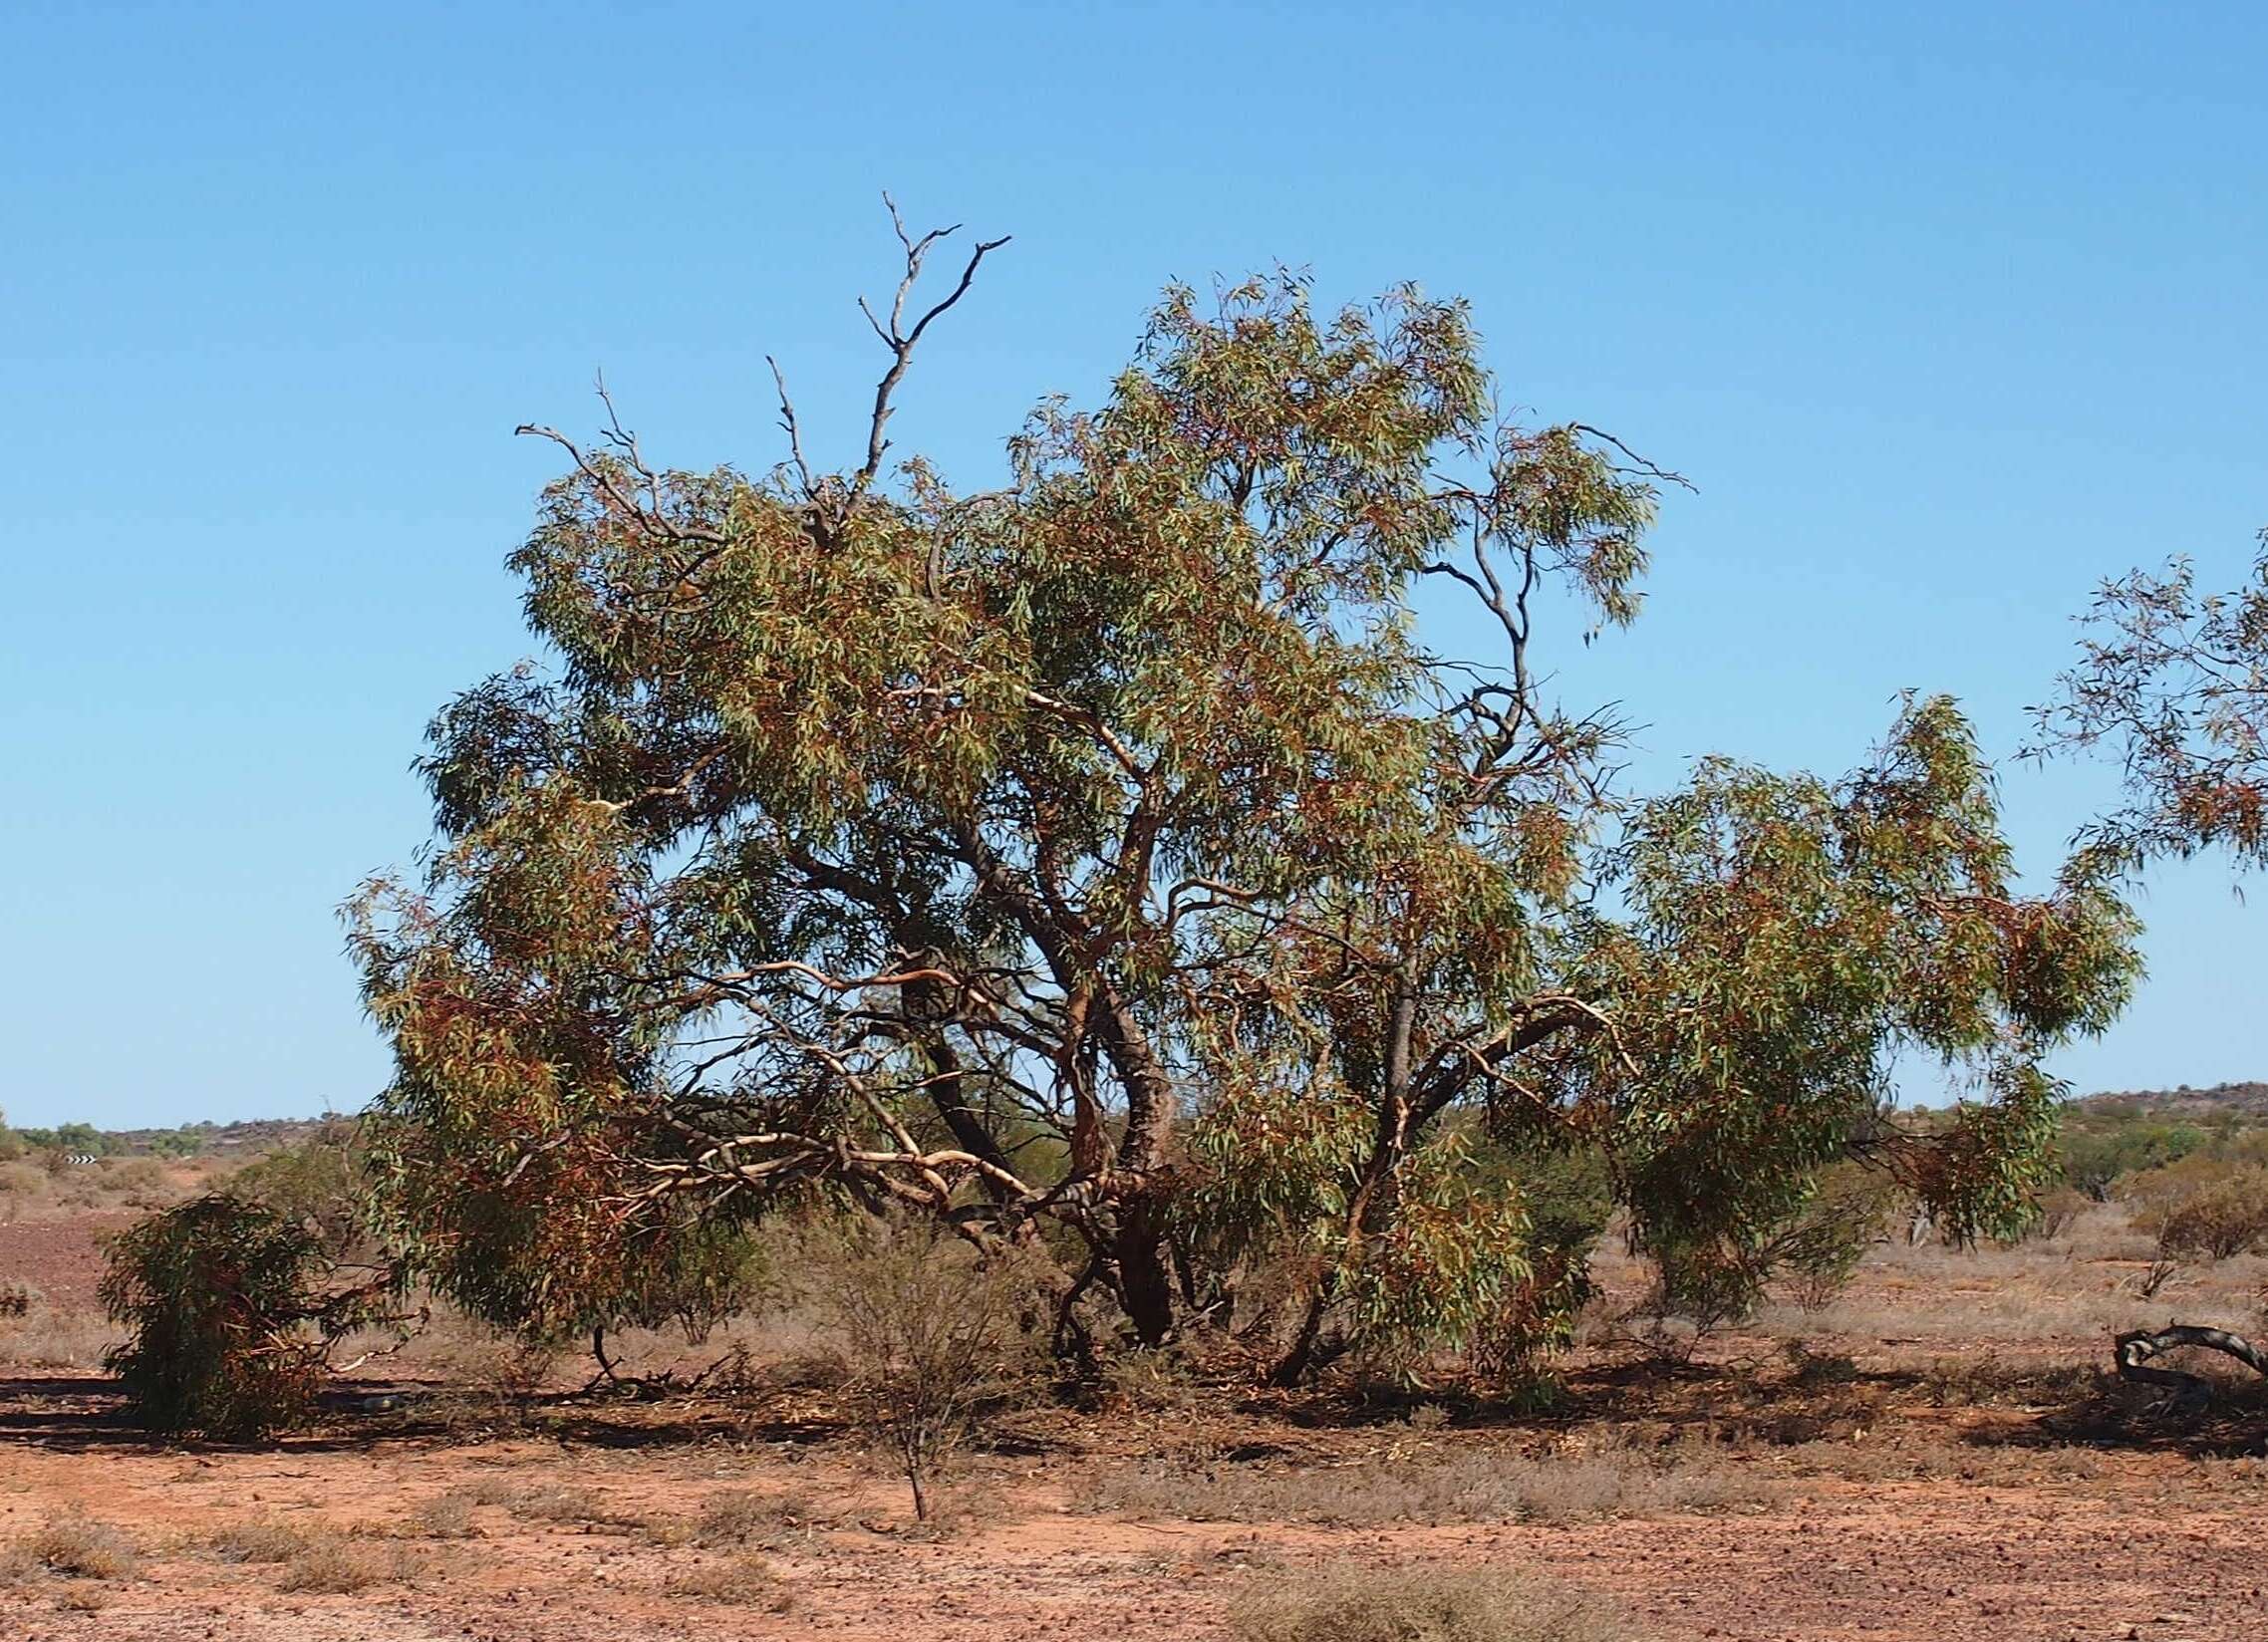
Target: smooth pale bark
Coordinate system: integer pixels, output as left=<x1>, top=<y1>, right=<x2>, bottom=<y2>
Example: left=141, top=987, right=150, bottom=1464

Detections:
left=2113, top=1324, right=2268, bottom=1400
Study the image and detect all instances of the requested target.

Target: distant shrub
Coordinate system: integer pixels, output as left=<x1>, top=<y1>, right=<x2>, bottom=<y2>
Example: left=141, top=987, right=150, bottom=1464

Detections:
left=18, top=1122, right=107, bottom=1158
left=146, top=1128, right=206, bottom=1159
left=100, top=1194, right=402, bottom=1439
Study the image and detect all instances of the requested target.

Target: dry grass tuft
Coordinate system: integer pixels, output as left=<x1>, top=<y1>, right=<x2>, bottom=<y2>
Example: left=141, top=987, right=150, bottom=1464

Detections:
left=1230, top=1564, right=1632, bottom=1642
left=0, top=1306, right=123, bottom=1370
left=411, top=1494, right=478, bottom=1538
left=273, top=1540, right=385, bottom=1595
left=505, top=1484, right=645, bottom=1528
left=679, top=1489, right=827, bottom=1548
left=204, top=1516, right=326, bottom=1563
left=661, top=1551, right=796, bottom=1609
left=201, top=1518, right=421, bottom=1592
left=438, top=1479, right=641, bottom=1529
left=12, top=1515, right=141, bottom=1581
left=1083, top=1446, right=1771, bottom=1527
left=273, top=1536, right=419, bottom=1594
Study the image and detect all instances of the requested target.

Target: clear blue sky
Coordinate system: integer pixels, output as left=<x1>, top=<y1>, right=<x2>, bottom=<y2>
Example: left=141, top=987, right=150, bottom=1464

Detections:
left=4, top=2, right=2263, bottom=1129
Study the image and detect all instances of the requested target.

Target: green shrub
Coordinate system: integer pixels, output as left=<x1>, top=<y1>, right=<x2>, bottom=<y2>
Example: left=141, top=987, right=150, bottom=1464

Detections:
left=229, top=1121, right=375, bottom=1259
left=100, top=1194, right=401, bottom=1439
left=147, top=1128, right=206, bottom=1159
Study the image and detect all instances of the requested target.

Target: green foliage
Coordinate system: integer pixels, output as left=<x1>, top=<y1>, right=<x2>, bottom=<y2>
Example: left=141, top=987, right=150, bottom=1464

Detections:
left=353, top=217, right=2140, bottom=1377
left=16, top=1121, right=106, bottom=1157
left=100, top=1195, right=402, bottom=1439
left=2057, top=1118, right=2209, bottom=1201
left=2038, top=532, right=2268, bottom=871
left=145, top=1128, right=206, bottom=1159
left=229, top=1121, right=374, bottom=1258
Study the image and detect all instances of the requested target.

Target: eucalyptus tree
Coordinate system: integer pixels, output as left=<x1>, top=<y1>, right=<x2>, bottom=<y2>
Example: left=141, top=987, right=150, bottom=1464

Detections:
left=2039, top=532, right=2268, bottom=1399
left=353, top=204, right=2139, bottom=1374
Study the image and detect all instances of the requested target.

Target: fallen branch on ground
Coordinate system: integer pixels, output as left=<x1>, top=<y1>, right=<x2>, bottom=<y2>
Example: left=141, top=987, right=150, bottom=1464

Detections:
left=2112, top=1324, right=2268, bottom=1402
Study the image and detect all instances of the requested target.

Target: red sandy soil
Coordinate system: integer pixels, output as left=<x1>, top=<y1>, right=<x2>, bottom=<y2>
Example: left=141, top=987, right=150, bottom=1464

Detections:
left=2, top=1368, right=2265, bottom=1642
left=1, top=1219, right=135, bottom=1313
left=7, top=1205, right=2268, bottom=1640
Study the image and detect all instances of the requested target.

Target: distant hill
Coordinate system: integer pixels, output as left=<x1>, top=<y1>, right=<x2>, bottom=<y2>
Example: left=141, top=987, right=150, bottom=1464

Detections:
left=2071, top=1081, right=2268, bottom=1120
left=91, top=1116, right=340, bottom=1157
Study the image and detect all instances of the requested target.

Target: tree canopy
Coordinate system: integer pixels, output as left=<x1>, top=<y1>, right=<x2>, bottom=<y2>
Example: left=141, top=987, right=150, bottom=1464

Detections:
left=353, top=211, right=2140, bottom=1378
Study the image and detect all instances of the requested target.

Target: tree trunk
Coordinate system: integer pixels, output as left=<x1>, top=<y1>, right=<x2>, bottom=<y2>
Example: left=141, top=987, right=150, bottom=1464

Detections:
left=1114, top=1197, right=1177, bottom=1347
left=1271, top=1283, right=1333, bottom=1388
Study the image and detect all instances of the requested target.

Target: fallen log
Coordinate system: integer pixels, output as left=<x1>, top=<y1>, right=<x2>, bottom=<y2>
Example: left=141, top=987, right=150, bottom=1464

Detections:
left=2113, top=1324, right=2268, bottom=1400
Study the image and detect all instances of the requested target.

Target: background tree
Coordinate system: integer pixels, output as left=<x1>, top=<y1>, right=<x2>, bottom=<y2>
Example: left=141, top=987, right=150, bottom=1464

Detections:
left=2039, top=531, right=2268, bottom=1395
left=354, top=205, right=2140, bottom=1379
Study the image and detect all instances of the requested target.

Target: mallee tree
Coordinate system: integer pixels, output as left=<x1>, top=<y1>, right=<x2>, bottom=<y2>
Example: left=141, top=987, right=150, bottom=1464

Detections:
left=353, top=206, right=2140, bottom=1378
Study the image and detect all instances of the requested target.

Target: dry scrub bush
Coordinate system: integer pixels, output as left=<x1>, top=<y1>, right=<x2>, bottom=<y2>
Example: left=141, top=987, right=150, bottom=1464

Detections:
left=7, top=1516, right=141, bottom=1582
left=661, top=1552, right=795, bottom=1609
left=806, top=1214, right=1045, bottom=1520
left=201, top=1518, right=419, bottom=1591
left=1100, top=1346, right=1207, bottom=1413
left=1230, top=1564, right=1631, bottom=1642
left=1083, top=1446, right=1769, bottom=1526
left=687, top=1489, right=827, bottom=1548
left=2119, top=1159, right=2268, bottom=1296
left=0, top=1161, right=46, bottom=1217
left=2152, top=1167, right=2268, bottom=1260
left=2029, top=1186, right=2090, bottom=1241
